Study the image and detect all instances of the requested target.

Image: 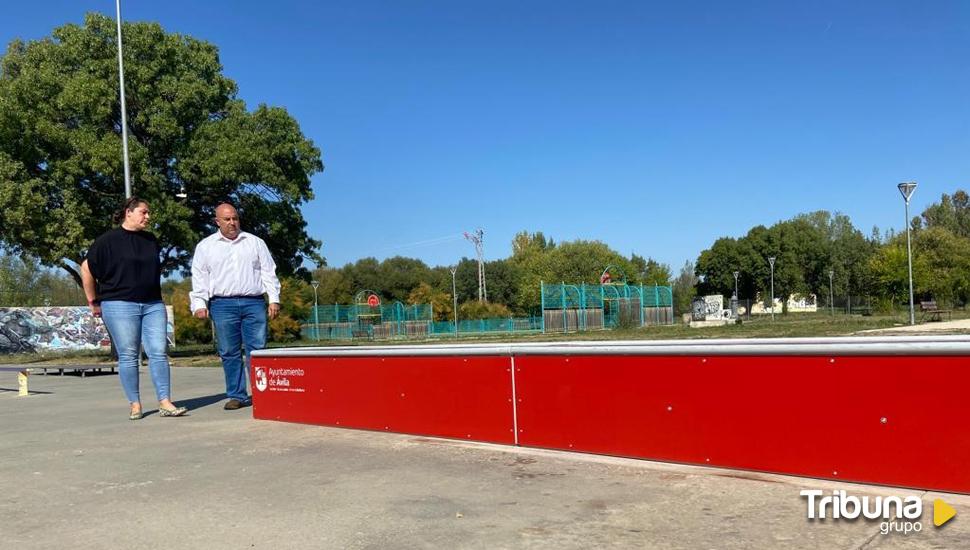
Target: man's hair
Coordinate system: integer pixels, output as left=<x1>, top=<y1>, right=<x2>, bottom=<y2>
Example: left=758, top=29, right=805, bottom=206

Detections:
left=112, top=196, right=148, bottom=225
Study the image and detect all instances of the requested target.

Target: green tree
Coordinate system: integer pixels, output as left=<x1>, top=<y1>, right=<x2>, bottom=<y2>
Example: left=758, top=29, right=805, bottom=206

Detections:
left=408, top=282, right=452, bottom=321
left=671, top=261, right=697, bottom=317
left=920, top=190, right=970, bottom=239
left=0, top=253, right=86, bottom=306
left=481, top=259, right=519, bottom=307
left=164, top=279, right=211, bottom=345
left=311, top=267, right=354, bottom=305
left=269, top=278, right=310, bottom=342
left=911, top=227, right=970, bottom=306
left=631, top=254, right=672, bottom=286
left=344, top=258, right=383, bottom=298
left=377, top=256, right=433, bottom=303
left=459, top=300, right=512, bottom=320
left=696, top=212, right=876, bottom=313
left=0, top=14, right=324, bottom=285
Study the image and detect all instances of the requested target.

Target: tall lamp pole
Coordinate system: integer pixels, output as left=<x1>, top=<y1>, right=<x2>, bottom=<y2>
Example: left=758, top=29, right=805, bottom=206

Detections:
left=768, top=257, right=776, bottom=321
left=115, top=0, right=132, bottom=199
left=310, top=280, right=319, bottom=341
left=828, top=269, right=834, bottom=316
left=450, top=266, right=459, bottom=338
left=732, top=271, right=739, bottom=299
left=898, top=182, right=918, bottom=325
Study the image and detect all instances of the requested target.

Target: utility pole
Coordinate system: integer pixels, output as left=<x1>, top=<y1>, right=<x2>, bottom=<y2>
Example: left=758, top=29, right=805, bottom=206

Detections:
left=898, top=182, right=918, bottom=325
left=450, top=265, right=459, bottom=338
left=464, top=228, right=487, bottom=302
left=115, top=0, right=132, bottom=199
left=768, top=256, right=776, bottom=322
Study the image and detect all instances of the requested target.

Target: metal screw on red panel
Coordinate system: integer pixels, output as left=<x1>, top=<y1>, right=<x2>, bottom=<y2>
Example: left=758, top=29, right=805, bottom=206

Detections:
left=667, top=406, right=673, bottom=412
left=400, top=393, right=406, bottom=398
left=880, top=417, right=887, bottom=424
left=565, top=358, right=570, bottom=362
left=701, top=358, right=707, bottom=363
left=833, top=471, right=838, bottom=476
left=705, top=458, right=710, bottom=462
left=829, top=358, right=836, bottom=363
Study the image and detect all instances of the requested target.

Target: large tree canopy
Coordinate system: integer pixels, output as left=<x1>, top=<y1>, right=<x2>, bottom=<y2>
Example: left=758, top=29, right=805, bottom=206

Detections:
left=0, top=13, right=324, bottom=283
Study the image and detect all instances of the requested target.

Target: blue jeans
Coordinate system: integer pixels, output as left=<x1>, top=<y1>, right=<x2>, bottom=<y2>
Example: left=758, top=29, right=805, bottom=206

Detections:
left=210, top=297, right=267, bottom=401
left=100, top=300, right=171, bottom=403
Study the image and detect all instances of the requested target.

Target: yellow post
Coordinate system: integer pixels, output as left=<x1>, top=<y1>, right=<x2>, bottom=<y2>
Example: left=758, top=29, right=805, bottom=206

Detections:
left=18, top=370, right=29, bottom=397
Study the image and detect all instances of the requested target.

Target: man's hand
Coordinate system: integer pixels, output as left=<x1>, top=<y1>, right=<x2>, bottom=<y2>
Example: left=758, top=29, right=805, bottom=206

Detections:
left=193, top=308, right=209, bottom=319
left=268, top=303, right=280, bottom=320
left=89, top=301, right=101, bottom=318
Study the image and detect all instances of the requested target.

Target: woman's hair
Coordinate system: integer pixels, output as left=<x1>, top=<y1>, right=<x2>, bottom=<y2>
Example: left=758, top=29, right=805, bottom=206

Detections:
left=112, top=196, right=148, bottom=225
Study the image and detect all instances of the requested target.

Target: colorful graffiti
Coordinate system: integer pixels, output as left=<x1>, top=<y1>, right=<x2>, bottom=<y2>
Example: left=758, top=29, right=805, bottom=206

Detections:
left=0, top=306, right=175, bottom=354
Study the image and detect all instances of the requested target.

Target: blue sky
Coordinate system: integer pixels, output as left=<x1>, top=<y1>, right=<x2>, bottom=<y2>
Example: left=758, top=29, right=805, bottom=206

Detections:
left=3, top=1, right=969, bottom=272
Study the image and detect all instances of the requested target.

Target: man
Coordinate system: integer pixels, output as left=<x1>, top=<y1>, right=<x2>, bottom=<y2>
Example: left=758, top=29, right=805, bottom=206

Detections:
left=190, top=203, right=281, bottom=410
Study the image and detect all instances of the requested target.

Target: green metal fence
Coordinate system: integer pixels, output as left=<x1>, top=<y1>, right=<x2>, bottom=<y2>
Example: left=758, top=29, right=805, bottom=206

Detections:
left=302, top=312, right=543, bottom=341
left=304, top=302, right=434, bottom=340
left=301, top=282, right=674, bottom=341
left=540, top=282, right=674, bottom=332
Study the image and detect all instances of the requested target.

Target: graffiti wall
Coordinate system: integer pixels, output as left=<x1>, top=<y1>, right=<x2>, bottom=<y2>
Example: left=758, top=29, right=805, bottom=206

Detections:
left=0, top=306, right=175, bottom=354
left=749, top=294, right=818, bottom=314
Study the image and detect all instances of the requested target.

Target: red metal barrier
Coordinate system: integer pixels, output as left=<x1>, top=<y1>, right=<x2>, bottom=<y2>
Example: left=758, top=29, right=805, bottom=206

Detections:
left=251, top=354, right=515, bottom=444
left=513, top=354, right=970, bottom=494
left=250, top=337, right=970, bottom=494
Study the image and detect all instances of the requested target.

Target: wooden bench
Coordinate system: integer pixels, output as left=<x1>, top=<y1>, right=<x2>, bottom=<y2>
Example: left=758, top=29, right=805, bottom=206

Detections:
left=29, top=364, right=116, bottom=378
left=849, top=305, right=873, bottom=316
left=920, top=301, right=952, bottom=322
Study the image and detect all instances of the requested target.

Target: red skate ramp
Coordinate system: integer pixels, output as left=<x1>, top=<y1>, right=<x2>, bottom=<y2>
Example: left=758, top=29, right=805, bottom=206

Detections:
left=250, top=336, right=970, bottom=494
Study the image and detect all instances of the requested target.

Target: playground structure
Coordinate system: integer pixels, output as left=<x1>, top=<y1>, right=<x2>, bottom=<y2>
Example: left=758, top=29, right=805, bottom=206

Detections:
left=304, top=283, right=674, bottom=341
left=540, top=282, right=674, bottom=332
left=304, top=302, right=542, bottom=341
left=306, top=290, right=434, bottom=340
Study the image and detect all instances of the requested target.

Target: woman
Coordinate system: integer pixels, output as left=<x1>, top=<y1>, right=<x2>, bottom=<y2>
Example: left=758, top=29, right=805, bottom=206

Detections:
left=81, top=197, right=188, bottom=420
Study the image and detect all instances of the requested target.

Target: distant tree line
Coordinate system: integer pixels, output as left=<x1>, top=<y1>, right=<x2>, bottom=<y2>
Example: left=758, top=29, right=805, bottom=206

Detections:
left=692, top=189, right=970, bottom=313
left=8, top=190, right=965, bottom=344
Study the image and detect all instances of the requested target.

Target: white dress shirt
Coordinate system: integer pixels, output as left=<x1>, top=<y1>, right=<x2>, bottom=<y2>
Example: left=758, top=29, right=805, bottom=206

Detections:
left=189, top=230, right=281, bottom=312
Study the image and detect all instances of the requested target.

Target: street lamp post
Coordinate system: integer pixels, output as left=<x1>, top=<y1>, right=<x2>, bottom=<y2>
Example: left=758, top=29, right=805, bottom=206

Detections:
left=450, top=266, right=459, bottom=338
left=898, top=182, right=918, bottom=325
left=310, top=280, right=319, bottom=341
left=768, top=257, right=776, bottom=321
left=732, top=271, right=739, bottom=299
left=828, top=269, right=834, bottom=316
left=115, top=0, right=132, bottom=199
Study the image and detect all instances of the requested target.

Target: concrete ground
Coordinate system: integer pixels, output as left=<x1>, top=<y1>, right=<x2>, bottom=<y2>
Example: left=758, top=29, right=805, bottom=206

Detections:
left=1, top=367, right=967, bottom=549
left=857, top=318, right=970, bottom=334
